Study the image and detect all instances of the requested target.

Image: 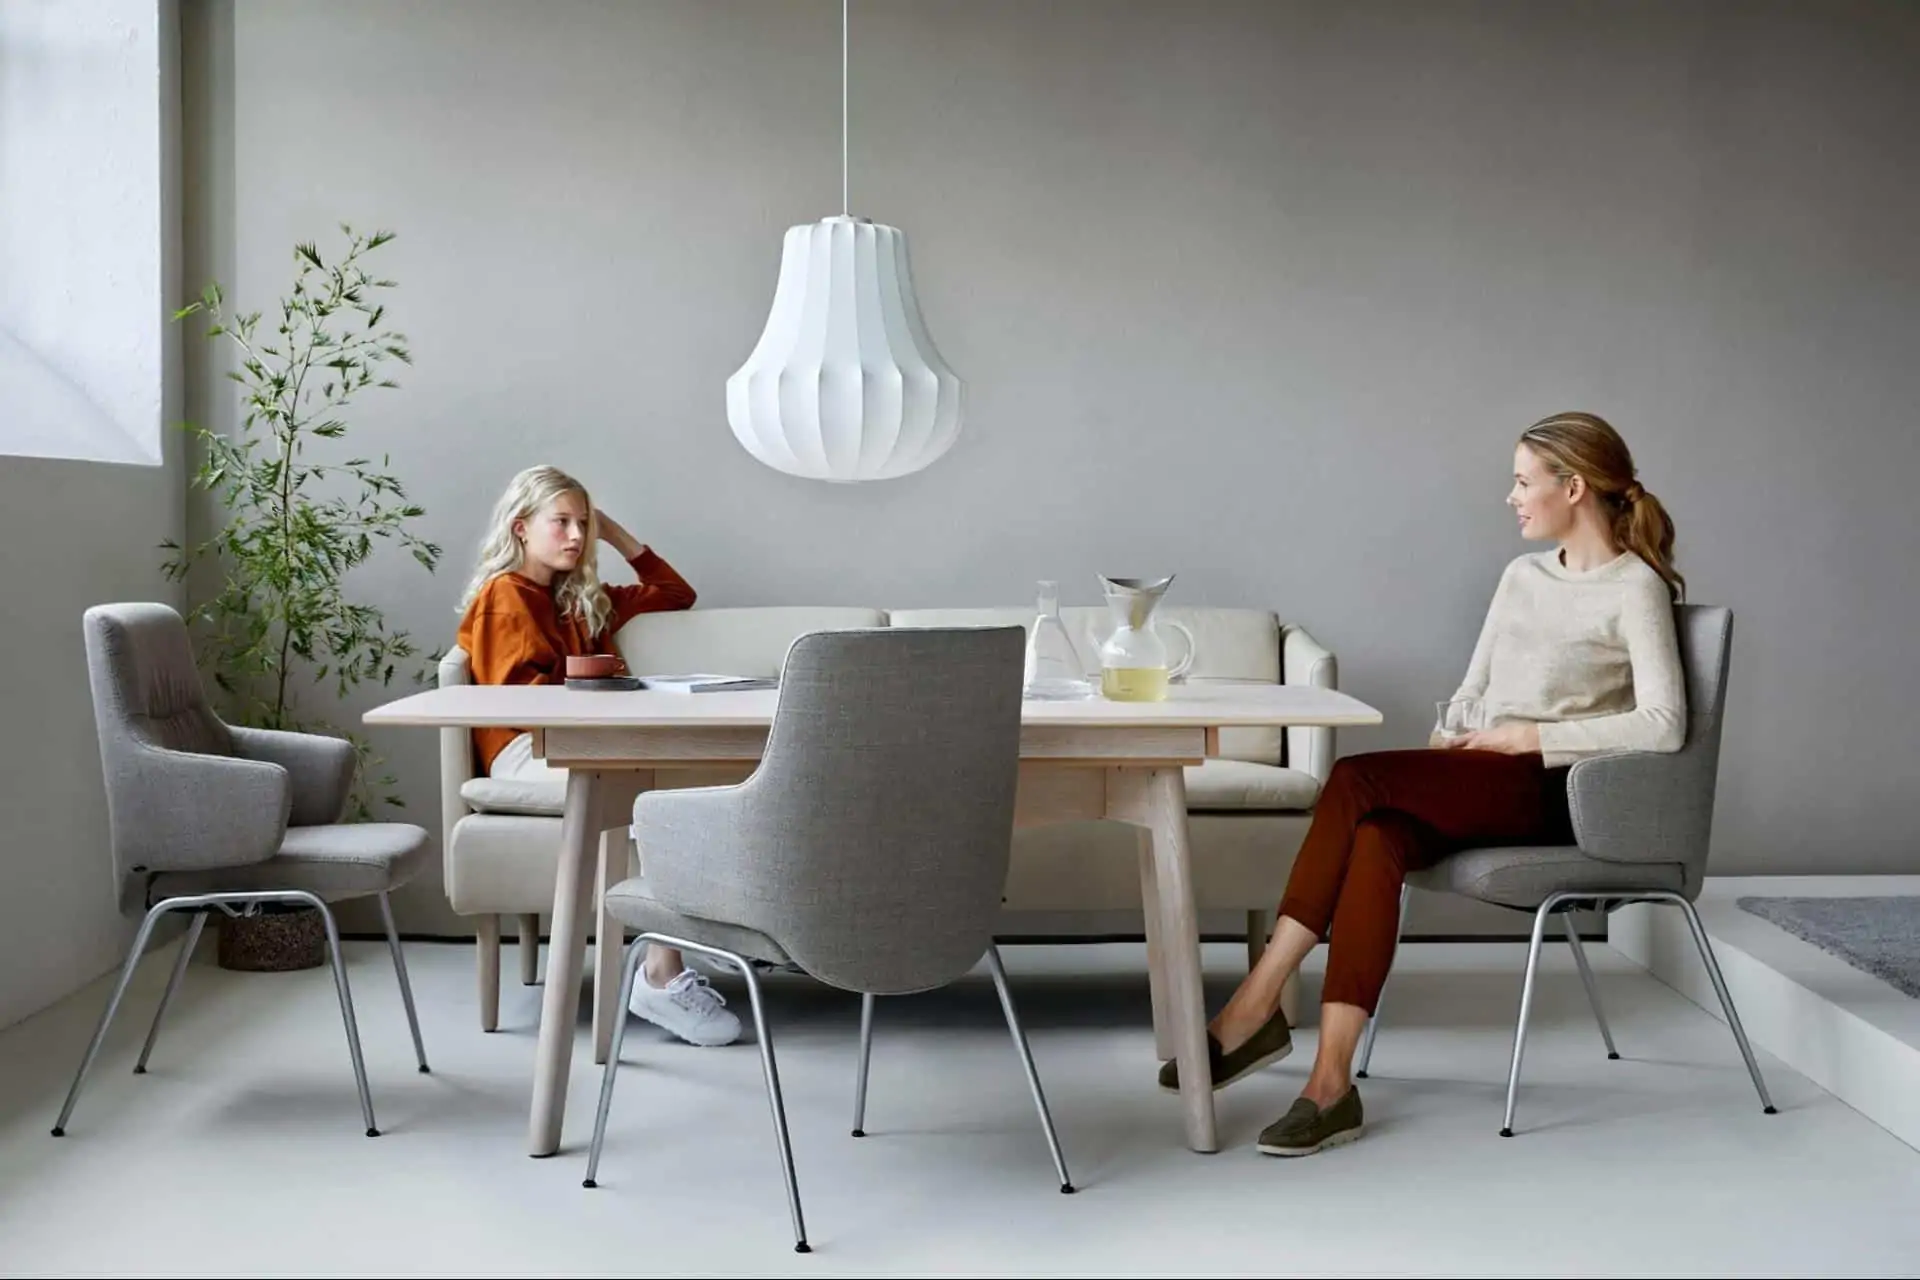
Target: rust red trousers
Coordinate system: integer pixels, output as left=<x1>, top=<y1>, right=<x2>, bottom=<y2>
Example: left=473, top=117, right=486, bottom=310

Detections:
left=1277, top=749, right=1573, bottom=1014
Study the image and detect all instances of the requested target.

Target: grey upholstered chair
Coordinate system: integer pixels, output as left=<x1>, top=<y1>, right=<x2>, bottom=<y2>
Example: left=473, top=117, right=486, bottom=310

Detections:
left=54, top=603, right=432, bottom=1139
left=586, top=626, right=1072, bottom=1253
left=1355, top=605, right=1775, bottom=1135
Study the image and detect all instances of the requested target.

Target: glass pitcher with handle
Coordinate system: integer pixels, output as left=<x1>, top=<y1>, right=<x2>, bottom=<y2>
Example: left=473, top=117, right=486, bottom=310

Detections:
left=1095, top=574, right=1195, bottom=701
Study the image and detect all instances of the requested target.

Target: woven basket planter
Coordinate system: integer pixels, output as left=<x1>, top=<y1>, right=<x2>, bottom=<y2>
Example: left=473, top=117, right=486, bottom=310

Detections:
left=216, top=905, right=326, bottom=972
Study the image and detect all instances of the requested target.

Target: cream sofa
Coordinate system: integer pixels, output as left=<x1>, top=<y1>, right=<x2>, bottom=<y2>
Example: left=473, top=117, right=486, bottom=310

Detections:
left=439, top=604, right=1338, bottom=1030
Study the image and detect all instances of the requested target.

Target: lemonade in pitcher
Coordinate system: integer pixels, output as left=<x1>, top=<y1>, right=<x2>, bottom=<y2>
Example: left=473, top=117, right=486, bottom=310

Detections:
left=1101, top=665, right=1171, bottom=701
left=1095, top=575, right=1194, bottom=702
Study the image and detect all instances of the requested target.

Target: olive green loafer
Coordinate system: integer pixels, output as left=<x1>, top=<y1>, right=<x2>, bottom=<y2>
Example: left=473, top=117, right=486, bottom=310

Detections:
left=1157, top=1005, right=1292, bottom=1094
left=1255, top=1087, right=1365, bottom=1157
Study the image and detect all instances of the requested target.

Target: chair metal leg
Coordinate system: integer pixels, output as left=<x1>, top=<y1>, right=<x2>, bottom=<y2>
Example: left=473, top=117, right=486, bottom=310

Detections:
left=313, top=895, right=379, bottom=1137
left=1671, top=893, right=1777, bottom=1115
left=1500, top=897, right=1557, bottom=1137
left=57, top=889, right=384, bottom=1140
left=134, top=911, right=207, bottom=1075
left=1355, top=883, right=1411, bottom=1079
left=737, top=957, right=810, bottom=1252
left=584, top=937, right=647, bottom=1190
left=53, top=901, right=175, bottom=1136
left=852, top=992, right=875, bottom=1137
left=591, top=932, right=810, bottom=1252
left=1562, top=909, right=1619, bottom=1060
left=984, top=946, right=1075, bottom=1194
left=378, top=892, right=430, bottom=1073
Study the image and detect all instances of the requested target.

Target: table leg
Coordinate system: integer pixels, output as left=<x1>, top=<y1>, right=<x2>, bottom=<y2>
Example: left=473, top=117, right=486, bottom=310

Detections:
left=593, top=830, right=619, bottom=1065
left=1135, top=827, right=1175, bottom=1062
left=528, top=768, right=607, bottom=1157
left=1109, top=765, right=1217, bottom=1153
left=592, top=774, right=650, bottom=1064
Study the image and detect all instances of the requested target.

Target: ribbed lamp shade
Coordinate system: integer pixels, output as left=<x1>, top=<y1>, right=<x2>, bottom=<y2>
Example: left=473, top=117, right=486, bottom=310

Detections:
left=726, top=215, right=963, bottom=483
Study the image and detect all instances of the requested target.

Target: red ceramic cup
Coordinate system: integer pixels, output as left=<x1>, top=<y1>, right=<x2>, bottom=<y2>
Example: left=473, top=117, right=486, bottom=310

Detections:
left=565, top=654, right=622, bottom=679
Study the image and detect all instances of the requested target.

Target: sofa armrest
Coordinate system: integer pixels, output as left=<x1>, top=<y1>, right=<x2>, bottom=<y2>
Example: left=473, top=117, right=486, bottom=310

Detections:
left=115, top=744, right=291, bottom=879
left=438, top=645, right=477, bottom=885
left=1282, top=625, right=1338, bottom=782
left=228, top=725, right=355, bottom=825
left=1566, top=749, right=1713, bottom=867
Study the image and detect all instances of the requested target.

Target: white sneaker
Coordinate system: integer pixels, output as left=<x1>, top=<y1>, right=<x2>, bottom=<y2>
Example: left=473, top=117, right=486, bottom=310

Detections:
left=628, top=967, right=742, bottom=1047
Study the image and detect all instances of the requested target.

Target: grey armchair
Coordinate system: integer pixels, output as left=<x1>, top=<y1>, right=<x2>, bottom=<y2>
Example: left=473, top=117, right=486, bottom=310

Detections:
left=585, top=626, right=1072, bottom=1253
left=1355, top=605, right=1775, bottom=1135
left=54, top=603, right=432, bottom=1139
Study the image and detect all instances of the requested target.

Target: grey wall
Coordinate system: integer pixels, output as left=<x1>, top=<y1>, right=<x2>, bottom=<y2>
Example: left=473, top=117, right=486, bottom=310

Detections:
left=0, top=2, right=184, bottom=1028
left=185, top=0, right=1920, bottom=936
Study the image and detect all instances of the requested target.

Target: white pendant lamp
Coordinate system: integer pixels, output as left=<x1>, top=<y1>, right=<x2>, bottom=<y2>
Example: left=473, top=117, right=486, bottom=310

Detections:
left=725, top=0, right=963, bottom=483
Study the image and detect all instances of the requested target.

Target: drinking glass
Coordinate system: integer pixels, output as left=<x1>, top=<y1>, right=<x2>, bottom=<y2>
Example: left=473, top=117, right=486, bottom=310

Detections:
left=1434, top=696, right=1484, bottom=743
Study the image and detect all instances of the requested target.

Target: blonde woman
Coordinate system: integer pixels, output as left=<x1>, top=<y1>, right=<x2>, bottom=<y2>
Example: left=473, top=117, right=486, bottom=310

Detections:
left=1163, top=412, right=1688, bottom=1156
left=456, top=465, right=739, bottom=1047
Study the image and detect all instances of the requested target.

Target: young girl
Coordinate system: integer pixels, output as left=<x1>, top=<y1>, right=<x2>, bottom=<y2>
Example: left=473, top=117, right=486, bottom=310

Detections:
left=1162, top=412, right=1688, bottom=1155
left=456, top=465, right=740, bottom=1048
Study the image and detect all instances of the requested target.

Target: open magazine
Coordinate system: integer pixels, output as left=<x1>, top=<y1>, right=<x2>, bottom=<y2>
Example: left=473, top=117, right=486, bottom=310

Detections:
left=635, top=673, right=778, bottom=694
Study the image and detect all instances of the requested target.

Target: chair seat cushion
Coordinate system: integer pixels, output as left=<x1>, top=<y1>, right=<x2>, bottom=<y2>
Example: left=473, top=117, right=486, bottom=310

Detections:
left=603, top=873, right=793, bottom=968
left=461, top=775, right=568, bottom=817
left=147, top=822, right=431, bottom=905
left=1406, top=844, right=1686, bottom=912
left=1183, top=759, right=1321, bottom=812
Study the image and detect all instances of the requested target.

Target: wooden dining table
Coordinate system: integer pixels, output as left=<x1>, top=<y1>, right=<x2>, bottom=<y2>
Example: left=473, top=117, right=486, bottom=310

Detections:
left=364, top=679, right=1381, bottom=1157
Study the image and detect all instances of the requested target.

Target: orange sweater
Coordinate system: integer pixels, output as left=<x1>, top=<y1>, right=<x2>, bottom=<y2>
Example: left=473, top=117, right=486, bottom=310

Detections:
left=457, top=548, right=697, bottom=772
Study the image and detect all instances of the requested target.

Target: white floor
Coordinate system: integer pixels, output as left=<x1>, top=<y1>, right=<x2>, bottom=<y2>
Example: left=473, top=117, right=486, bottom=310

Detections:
left=2, top=935, right=1917, bottom=1276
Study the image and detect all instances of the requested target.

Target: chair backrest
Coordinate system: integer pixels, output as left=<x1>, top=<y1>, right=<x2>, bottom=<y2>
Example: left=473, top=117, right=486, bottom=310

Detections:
left=645, top=625, right=1027, bottom=995
left=1671, top=603, right=1734, bottom=892
left=83, top=603, right=235, bottom=911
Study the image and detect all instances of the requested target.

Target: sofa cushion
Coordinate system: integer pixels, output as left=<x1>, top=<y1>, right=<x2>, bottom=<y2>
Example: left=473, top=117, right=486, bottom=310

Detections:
left=886, top=605, right=1285, bottom=765
left=1183, top=759, right=1321, bottom=812
left=613, top=606, right=888, bottom=680
left=461, top=775, right=568, bottom=817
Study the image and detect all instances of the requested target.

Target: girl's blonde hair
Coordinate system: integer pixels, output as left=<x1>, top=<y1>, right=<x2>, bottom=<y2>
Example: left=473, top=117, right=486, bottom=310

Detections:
left=1519, top=412, right=1686, bottom=602
left=458, top=465, right=614, bottom=638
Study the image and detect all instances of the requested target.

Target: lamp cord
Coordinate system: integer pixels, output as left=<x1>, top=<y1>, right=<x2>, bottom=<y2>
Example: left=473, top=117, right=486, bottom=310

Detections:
left=841, top=0, right=850, bottom=216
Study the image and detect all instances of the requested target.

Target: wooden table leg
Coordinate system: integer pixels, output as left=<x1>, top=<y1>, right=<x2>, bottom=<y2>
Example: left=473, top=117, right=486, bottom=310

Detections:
left=528, top=768, right=607, bottom=1157
left=591, top=773, right=649, bottom=1065
left=1109, top=765, right=1218, bottom=1153
left=1136, top=827, right=1175, bottom=1062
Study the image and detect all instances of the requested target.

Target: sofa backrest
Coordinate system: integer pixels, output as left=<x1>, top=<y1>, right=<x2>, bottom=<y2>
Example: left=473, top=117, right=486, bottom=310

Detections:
left=884, top=605, right=1285, bottom=765
left=612, top=606, right=890, bottom=680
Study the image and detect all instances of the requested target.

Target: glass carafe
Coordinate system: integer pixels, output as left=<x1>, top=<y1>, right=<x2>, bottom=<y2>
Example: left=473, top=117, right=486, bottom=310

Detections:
left=1096, top=574, right=1195, bottom=702
left=1022, top=580, right=1093, bottom=700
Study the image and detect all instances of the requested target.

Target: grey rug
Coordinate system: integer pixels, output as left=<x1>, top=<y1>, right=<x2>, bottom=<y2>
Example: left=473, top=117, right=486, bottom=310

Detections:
left=1736, top=895, right=1920, bottom=998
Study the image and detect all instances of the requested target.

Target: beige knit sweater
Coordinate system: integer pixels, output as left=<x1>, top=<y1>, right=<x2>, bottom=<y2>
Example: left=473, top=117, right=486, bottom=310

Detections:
left=1451, top=550, right=1687, bottom=768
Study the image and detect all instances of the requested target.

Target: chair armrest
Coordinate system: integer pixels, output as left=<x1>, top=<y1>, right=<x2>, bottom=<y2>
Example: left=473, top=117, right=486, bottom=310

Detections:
left=115, top=744, right=291, bottom=877
left=632, top=783, right=768, bottom=929
left=228, top=725, right=356, bottom=826
left=1282, top=624, right=1338, bottom=782
left=1566, top=749, right=1713, bottom=867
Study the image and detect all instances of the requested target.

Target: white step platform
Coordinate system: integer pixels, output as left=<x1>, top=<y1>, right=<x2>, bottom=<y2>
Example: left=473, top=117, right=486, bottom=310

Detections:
left=1612, top=874, right=1920, bottom=1150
